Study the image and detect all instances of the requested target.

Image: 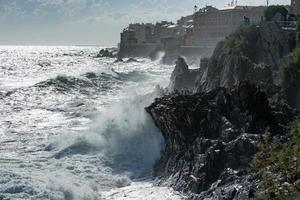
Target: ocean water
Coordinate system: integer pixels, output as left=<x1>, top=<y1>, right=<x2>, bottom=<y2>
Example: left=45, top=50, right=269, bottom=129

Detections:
left=0, top=46, right=183, bottom=200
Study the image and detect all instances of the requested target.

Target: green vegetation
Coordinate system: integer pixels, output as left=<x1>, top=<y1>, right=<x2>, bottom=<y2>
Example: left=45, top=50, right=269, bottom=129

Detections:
left=251, top=121, right=300, bottom=200
left=297, top=20, right=300, bottom=48
left=279, top=49, right=300, bottom=108
left=224, top=25, right=259, bottom=62
left=288, top=31, right=296, bottom=52
left=264, top=5, right=288, bottom=21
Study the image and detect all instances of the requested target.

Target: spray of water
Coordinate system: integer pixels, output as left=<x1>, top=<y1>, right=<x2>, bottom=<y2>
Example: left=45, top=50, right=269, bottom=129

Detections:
left=153, top=51, right=166, bottom=64
left=53, top=90, right=164, bottom=178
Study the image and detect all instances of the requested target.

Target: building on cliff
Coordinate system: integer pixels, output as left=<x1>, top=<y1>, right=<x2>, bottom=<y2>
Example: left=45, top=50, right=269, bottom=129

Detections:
left=153, top=21, right=178, bottom=43
left=118, top=5, right=266, bottom=60
left=120, top=29, right=137, bottom=45
left=177, top=15, right=194, bottom=37
left=119, top=23, right=157, bottom=58
left=177, top=15, right=194, bottom=46
left=119, top=21, right=182, bottom=58
left=121, top=23, right=154, bottom=45
left=291, top=0, right=300, bottom=16
left=193, top=5, right=265, bottom=48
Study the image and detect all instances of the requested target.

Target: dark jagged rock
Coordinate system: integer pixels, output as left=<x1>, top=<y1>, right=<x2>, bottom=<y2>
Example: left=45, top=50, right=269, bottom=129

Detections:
left=196, top=23, right=289, bottom=93
left=146, top=82, right=297, bottom=200
left=168, top=57, right=200, bottom=92
left=146, top=22, right=297, bottom=199
left=196, top=41, right=275, bottom=94
left=126, top=57, right=138, bottom=63
left=258, top=22, right=290, bottom=69
left=96, top=48, right=117, bottom=58
left=168, top=24, right=290, bottom=98
left=114, top=58, right=124, bottom=63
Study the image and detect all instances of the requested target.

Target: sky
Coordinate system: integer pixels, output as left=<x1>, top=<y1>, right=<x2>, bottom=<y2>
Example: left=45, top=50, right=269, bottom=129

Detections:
left=0, top=0, right=290, bottom=46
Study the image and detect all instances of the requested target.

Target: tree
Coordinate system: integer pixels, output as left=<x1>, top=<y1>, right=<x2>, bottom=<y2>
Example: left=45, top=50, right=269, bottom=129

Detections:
left=224, top=25, right=260, bottom=62
left=264, top=5, right=288, bottom=21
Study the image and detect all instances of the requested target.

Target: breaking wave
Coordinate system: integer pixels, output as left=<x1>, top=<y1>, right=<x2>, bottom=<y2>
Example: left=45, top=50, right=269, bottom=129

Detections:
left=111, top=70, right=150, bottom=82
left=34, top=70, right=150, bottom=94
left=52, top=91, right=164, bottom=178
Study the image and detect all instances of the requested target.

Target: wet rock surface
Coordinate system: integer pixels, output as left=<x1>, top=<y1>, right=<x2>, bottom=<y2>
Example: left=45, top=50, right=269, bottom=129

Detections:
left=146, top=82, right=297, bottom=199
left=96, top=48, right=117, bottom=58
left=168, top=57, right=199, bottom=92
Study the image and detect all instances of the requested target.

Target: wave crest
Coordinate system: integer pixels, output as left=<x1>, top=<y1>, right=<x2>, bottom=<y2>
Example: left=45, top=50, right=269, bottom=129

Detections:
left=52, top=92, right=164, bottom=178
left=34, top=70, right=149, bottom=94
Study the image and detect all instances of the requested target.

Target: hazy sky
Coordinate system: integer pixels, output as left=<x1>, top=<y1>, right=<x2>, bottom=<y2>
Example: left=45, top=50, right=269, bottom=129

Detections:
left=0, top=0, right=290, bottom=46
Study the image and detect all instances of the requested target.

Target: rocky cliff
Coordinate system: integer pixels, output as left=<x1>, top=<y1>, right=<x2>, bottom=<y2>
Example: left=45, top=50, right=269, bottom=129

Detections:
left=146, top=82, right=298, bottom=199
left=145, top=22, right=298, bottom=199
left=169, top=23, right=291, bottom=95
left=196, top=41, right=274, bottom=93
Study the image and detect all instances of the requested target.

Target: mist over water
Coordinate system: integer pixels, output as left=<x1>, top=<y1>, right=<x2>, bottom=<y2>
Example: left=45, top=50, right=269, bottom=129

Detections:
left=53, top=93, right=164, bottom=176
left=0, top=46, right=183, bottom=200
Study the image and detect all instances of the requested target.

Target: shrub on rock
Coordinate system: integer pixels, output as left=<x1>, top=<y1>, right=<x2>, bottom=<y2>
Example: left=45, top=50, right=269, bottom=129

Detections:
left=251, top=121, right=300, bottom=200
left=264, top=6, right=288, bottom=21
left=279, top=49, right=300, bottom=109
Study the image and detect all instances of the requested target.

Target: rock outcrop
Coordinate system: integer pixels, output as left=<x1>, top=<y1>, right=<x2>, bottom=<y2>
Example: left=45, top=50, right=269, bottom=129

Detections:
left=168, top=24, right=290, bottom=97
left=96, top=48, right=117, bottom=58
left=196, top=42, right=274, bottom=93
left=257, top=22, right=290, bottom=69
left=146, top=82, right=297, bottom=199
left=146, top=22, right=298, bottom=199
left=168, top=57, right=199, bottom=92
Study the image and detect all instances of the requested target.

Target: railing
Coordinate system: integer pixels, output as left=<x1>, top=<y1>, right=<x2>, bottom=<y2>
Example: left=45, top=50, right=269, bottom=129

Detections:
left=259, top=21, right=297, bottom=31
left=275, top=21, right=297, bottom=31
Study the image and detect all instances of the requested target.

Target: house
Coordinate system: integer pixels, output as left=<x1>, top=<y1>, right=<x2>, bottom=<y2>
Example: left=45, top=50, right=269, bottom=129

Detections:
left=127, top=23, right=154, bottom=44
left=193, top=5, right=265, bottom=48
left=153, top=21, right=178, bottom=43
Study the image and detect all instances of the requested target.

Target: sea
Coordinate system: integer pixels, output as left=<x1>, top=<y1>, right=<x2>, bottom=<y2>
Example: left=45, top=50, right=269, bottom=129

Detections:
left=0, top=46, right=184, bottom=200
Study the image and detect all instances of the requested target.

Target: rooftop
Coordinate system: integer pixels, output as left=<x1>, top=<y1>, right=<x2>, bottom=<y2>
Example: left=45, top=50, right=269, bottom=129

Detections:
left=197, top=5, right=265, bottom=13
left=167, top=24, right=178, bottom=29
left=219, top=5, right=262, bottom=10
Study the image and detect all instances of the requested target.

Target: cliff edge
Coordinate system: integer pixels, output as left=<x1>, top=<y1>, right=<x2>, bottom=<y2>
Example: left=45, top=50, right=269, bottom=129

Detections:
left=146, top=22, right=299, bottom=199
left=169, top=23, right=290, bottom=95
left=146, top=82, right=297, bottom=199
